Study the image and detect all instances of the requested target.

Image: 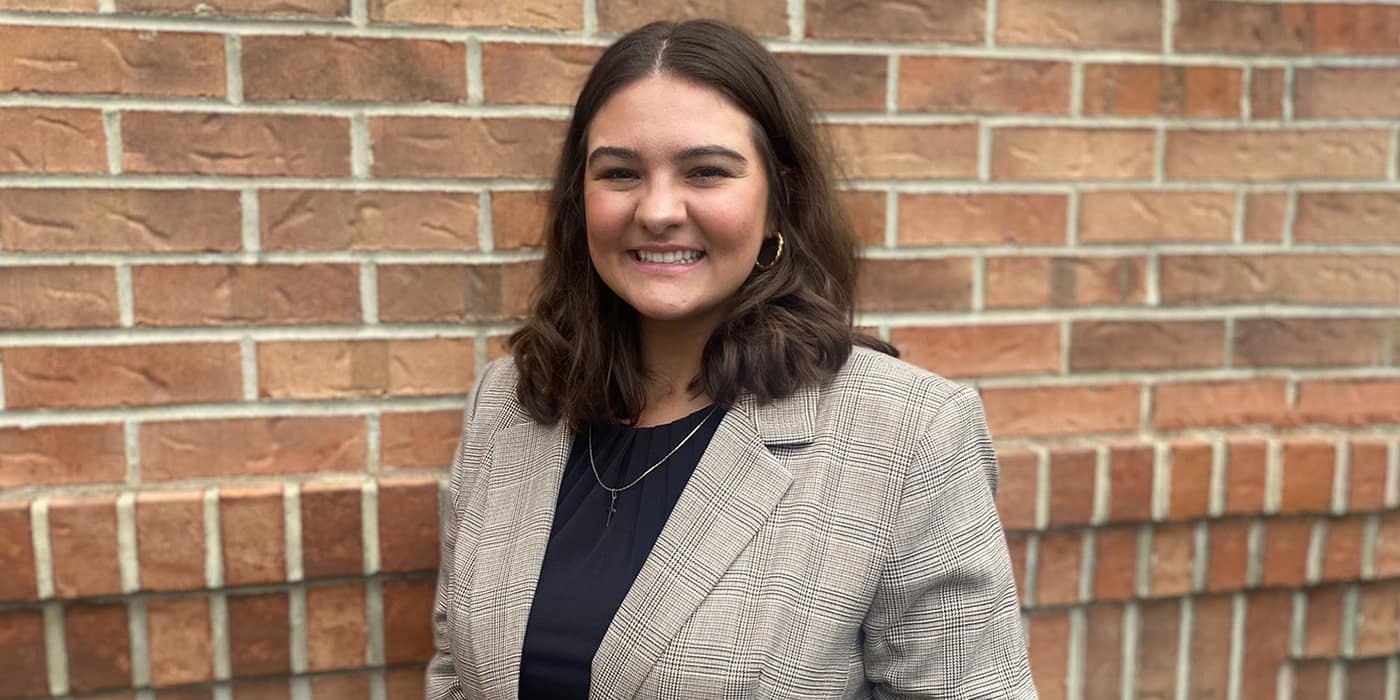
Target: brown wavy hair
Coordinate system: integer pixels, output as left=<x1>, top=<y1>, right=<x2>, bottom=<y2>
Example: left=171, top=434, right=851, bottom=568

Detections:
left=508, top=19, right=895, bottom=428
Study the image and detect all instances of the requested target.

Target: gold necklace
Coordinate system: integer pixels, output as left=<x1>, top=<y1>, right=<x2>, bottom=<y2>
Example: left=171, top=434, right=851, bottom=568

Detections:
left=588, top=406, right=718, bottom=527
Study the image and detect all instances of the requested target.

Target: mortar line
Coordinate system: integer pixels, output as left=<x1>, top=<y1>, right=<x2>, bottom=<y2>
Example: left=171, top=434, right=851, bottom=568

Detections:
left=1176, top=597, right=1193, bottom=700
left=467, top=39, right=484, bottom=106
left=1283, top=66, right=1295, bottom=121
left=1231, top=190, right=1246, bottom=245
left=1264, top=439, right=1283, bottom=514
left=240, top=189, right=260, bottom=253
left=291, top=677, right=312, bottom=700
left=44, top=602, right=68, bottom=696
left=370, top=669, right=388, bottom=700
left=1306, top=519, right=1327, bottom=585
left=1241, top=66, right=1254, bottom=120
left=366, top=578, right=385, bottom=666
left=1227, top=593, right=1245, bottom=700
left=351, top=113, right=371, bottom=179
left=129, top=598, right=150, bottom=687
left=240, top=337, right=258, bottom=401
left=1122, top=602, right=1140, bottom=699
left=1209, top=439, right=1227, bottom=517
left=886, top=55, right=899, bottom=114
left=787, top=0, right=803, bottom=42
left=1070, top=62, right=1084, bottom=117
left=362, top=481, right=380, bottom=574
left=350, top=0, right=367, bottom=27
left=125, top=421, right=141, bottom=487
left=1066, top=606, right=1085, bottom=700
left=883, top=190, right=898, bottom=248
left=1334, top=438, right=1351, bottom=514
left=284, top=484, right=303, bottom=583
left=1245, top=520, right=1264, bottom=588
left=31, top=498, right=53, bottom=599
left=360, top=262, right=379, bottom=325
left=116, top=265, right=134, bottom=328
left=478, top=189, right=495, bottom=252
left=985, top=0, right=998, bottom=47
left=117, top=492, right=140, bottom=593
left=204, top=488, right=223, bottom=588
left=1363, top=514, right=1380, bottom=579
left=210, top=592, right=231, bottom=680
left=1387, top=441, right=1400, bottom=509
left=290, top=586, right=309, bottom=673
left=224, top=35, right=243, bottom=105
left=1153, top=442, right=1172, bottom=521
left=1092, top=445, right=1111, bottom=523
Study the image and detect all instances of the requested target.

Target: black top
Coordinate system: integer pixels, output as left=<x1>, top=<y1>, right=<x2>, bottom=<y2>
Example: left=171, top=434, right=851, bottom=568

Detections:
left=518, top=404, right=727, bottom=699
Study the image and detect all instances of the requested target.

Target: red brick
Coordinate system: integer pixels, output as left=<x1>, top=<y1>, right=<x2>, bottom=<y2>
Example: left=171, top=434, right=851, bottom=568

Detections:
left=1314, top=3, right=1400, bottom=54
left=899, top=56, right=1070, bottom=114
left=0, top=108, right=105, bottom=173
left=383, top=578, right=435, bottom=664
left=1168, top=255, right=1400, bottom=306
left=1000, top=0, right=1161, bottom=49
left=1279, top=440, right=1335, bottom=515
left=1108, top=444, right=1155, bottom=524
left=378, top=477, right=439, bottom=573
left=220, top=486, right=286, bottom=587
left=1035, top=530, right=1084, bottom=607
left=0, top=424, right=125, bottom=488
left=1303, top=585, right=1345, bottom=658
left=0, top=609, right=47, bottom=697
left=1082, top=604, right=1123, bottom=697
left=1346, top=659, right=1389, bottom=698
left=1166, top=129, right=1390, bottom=181
left=244, top=36, right=464, bottom=103
left=828, top=124, right=979, bottom=179
left=995, top=449, right=1038, bottom=532
left=1153, top=379, right=1290, bottom=432
left=227, top=592, right=290, bottom=677
left=839, top=190, right=885, bottom=247
left=1250, top=68, right=1285, bottom=120
left=806, top=0, right=984, bottom=42
left=381, top=410, right=463, bottom=471
left=260, top=190, right=478, bottom=251
left=991, top=128, right=1155, bottom=181
left=0, top=26, right=222, bottom=96
left=1206, top=519, right=1250, bottom=592
left=0, top=266, right=119, bottom=330
left=857, top=259, right=973, bottom=312
left=1150, top=523, right=1196, bottom=597
left=1296, top=192, right=1400, bottom=245
left=1174, top=0, right=1312, bottom=54
left=1225, top=440, right=1269, bottom=517
left=299, top=481, right=363, bottom=579
left=1083, top=64, right=1242, bottom=118
left=1241, top=590, right=1292, bottom=700
left=147, top=596, right=213, bottom=687
left=3, top=343, right=242, bottom=409
left=378, top=262, right=538, bottom=323
left=141, top=416, right=366, bottom=481
left=1071, top=320, right=1225, bottom=372
left=1354, top=580, right=1400, bottom=656
left=64, top=602, right=131, bottom=693
left=1191, top=594, right=1235, bottom=699
left=1377, top=513, right=1400, bottom=579
left=135, top=491, right=205, bottom=592
left=0, top=501, right=36, bottom=602
left=1048, top=448, right=1096, bottom=527
left=1322, top=517, right=1364, bottom=583
left=778, top=53, right=887, bottom=112
left=124, top=113, right=350, bottom=176
left=1094, top=526, right=1138, bottom=601
left=310, top=673, right=370, bottom=700
left=132, top=264, right=360, bottom=327
left=490, top=190, right=548, bottom=250
left=369, top=0, right=578, bottom=28
left=0, top=189, right=241, bottom=252
left=1169, top=442, right=1213, bottom=520
left=898, top=193, right=1067, bottom=247
left=49, top=494, right=121, bottom=598
left=1244, top=192, right=1287, bottom=243
left=371, top=117, right=564, bottom=179
left=892, top=323, right=1060, bottom=379
left=981, top=384, right=1141, bottom=438
left=985, top=256, right=1147, bottom=309
left=233, top=678, right=290, bottom=700
left=1235, top=318, right=1390, bottom=368
left=1136, top=598, right=1181, bottom=699
left=1260, top=518, right=1312, bottom=588
left=482, top=43, right=599, bottom=106
left=306, top=582, right=366, bottom=671
left=1297, top=67, right=1400, bottom=118
left=1349, top=439, right=1390, bottom=513
left=118, top=0, right=346, bottom=16
left=1028, top=609, right=1070, bottom=700
left=1295, top=379, right=1400, bottom=427
left=1079, top=191, right=1235, bottom=244
left=259, top=339, right=474, bottom=400
left=599, top=0, right=788, bottom=36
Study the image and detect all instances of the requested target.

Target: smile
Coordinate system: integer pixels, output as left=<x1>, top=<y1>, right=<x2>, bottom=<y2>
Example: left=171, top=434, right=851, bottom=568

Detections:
left=632, top=250, right=705, bottom=264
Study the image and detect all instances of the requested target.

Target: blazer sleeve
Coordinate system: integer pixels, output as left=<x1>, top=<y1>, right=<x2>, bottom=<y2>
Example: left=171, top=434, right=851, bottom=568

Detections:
left=862, top=386, right=1037, bottom=699
left=425, top=362, right=495, bottom=700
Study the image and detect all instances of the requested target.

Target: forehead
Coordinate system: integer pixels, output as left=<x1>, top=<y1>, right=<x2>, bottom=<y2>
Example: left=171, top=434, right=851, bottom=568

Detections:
left=586, top=75, right=758, bottom=155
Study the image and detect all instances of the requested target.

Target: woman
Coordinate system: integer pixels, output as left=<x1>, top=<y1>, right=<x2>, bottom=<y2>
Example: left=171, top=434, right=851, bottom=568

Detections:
left=427, top=19, right=1035, bottom=699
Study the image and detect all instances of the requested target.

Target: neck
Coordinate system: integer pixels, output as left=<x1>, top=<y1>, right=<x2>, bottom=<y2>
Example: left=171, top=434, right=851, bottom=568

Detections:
left=636, top=316, right=715, bottom=425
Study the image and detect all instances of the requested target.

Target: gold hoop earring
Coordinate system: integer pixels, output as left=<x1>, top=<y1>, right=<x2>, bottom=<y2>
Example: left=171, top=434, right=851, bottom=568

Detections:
left=754, top=231, right=784, bottom=271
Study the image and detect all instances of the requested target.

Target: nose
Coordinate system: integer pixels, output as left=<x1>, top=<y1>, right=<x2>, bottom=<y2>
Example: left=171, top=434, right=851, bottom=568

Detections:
left=634, top=175, right=686, bottom=234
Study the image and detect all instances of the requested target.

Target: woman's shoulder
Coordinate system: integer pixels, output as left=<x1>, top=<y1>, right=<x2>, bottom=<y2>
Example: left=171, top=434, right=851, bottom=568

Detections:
left=829, top=346, right=973, bottom=417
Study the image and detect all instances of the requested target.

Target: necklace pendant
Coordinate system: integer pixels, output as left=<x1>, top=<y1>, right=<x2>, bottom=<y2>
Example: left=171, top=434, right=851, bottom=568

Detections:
left=606, top=491, right=618, bottom=527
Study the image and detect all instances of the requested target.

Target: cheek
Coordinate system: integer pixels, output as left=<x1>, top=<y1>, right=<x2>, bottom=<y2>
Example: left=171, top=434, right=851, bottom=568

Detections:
left=583, top=188, right=630, bottom=245
left=692, top=190, right=768, bottom=254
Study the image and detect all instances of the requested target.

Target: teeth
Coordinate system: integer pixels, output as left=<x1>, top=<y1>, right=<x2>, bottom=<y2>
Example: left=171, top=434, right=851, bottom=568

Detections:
left=636, top=250, right=702, bottom=264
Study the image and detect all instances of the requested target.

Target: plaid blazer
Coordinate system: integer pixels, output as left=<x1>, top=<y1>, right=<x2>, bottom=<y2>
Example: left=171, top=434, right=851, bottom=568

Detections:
left=427, top=347, right=1036, bottom=699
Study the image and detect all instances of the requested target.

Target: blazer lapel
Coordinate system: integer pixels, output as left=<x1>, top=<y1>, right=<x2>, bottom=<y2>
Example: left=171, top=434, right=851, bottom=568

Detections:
left=466, top=417, right=571, bottom=700
left=590, top=389, right=814, bottom=698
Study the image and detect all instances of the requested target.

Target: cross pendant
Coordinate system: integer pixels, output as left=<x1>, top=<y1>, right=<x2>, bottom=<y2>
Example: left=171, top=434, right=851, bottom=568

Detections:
left=606, top=492, right=618, bottom=527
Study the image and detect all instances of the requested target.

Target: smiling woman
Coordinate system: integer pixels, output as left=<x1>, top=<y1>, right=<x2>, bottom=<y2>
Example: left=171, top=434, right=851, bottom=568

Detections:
left=427, top=19, right=1035, bottom=700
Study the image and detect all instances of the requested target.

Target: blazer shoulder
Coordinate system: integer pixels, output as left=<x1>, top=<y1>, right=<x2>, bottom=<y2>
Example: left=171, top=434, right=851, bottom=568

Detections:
left=835, top=347, right=972, bottom=418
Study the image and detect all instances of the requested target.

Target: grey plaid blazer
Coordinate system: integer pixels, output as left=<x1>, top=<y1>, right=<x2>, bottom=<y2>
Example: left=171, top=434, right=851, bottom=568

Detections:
left=427, top=347, right=1036, bottom=699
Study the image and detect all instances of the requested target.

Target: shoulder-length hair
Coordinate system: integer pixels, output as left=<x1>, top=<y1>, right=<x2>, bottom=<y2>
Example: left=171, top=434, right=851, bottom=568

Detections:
left=509, top=18, right=893, bottom=428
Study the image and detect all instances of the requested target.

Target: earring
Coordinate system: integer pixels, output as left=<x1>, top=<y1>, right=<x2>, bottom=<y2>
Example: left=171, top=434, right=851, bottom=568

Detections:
left=754, top=231, right=785, bottom=271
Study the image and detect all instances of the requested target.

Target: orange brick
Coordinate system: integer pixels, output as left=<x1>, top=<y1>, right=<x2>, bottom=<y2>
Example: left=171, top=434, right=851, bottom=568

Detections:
left=1094, top=526, right=1138, bottom=601
left=1241, top=590, right=1293, bottom=700
left=1345, top=659, right=1390, bottom=698
left=1168, top=442, right=1213, bottom=520
left=1153, top=379, right=1289, bottom=431
left=992, top=128, right=1155, bottom=181
left=1191, top=594, right=1235, bottom=698
left=383, top=578, right=436, bottom=664
left=378, top=477, right=440, bottom=573
left=827, top=124, right=979, bottom=179
left=306, top=583, right=366, bottom=671
left=1261, top=518, right=1312, bottom=587
left=49, top=495, right=121, bottom=598
left=892, top=323, right=1060, bottom=379
left=3, top=343, right=241, bottom=409
left=898, top=193, right=1067, bottom=247
left=1150, top=523, right=1196, bottom=597
left=998, top=0, right=1161, bottom=50
left=124, top=112, right=350, bottom=176
left=0, top=0, right=95, bottom=9
left=1349, top=439, right=1390, bottom=513
left=1314, top=3, right=1400, bottom=54
left=1035, top=530, right=1083, bottom=606
left=1354, top=580, right=1400, bottom=656
left=1235, top=318, right=1390, bottom=368
left=311, top=672, right=370, bottom=699
left=1070, top=320, right=1225, bottom=372
left=244, top=36, right=464, bottom=103
left=0, top=501, right=36, bottom=602
left=371, top=117, right=565, bottom=179
left=1303, top=584, right=1345, bottom=658
left=381, top=410, right=463, bottom=471
left=856, top=259, right=974, bottom=312
left=490, top=190, right=549, bottom=250
left=261, top=190, right=476, bottom=251
left=220, top=486, right=286, bottom=587
left=140, top=416, right=366, bottom=480
left=227, top=592, right=291, bottom=677
left=778, top=53, right=886, bottom=112
left=299, top=481, right=363, bottom=579
left=981, top=384, right=1141, bottom=438
left=899, top=57, right=1070, bottom=114
left=1278, top=439, right=1336, bottom=515
left=1297, top=67, right=1400, bottom=118
left=1225, top=440, right=1269, bottom=517
left=1174, top=0, right=1312, bottom=54
left=147, top=596, right=213, bottom=687
left=118, top=0, right=346, bottom=16
left=0, top=26, right=223, bottom=96
left=0, top=424, right=125, bottom=488
left=0, top=609, right=47, bottom=697
left=132, top=264, right=360, bottom=327
left=1083, top=64, right=1242, bottom=118
left=1136, top=598, right=1181, bottom=698
left=839, top=190, right=886, bottom=247
left=1166, top=129, right=1390, bottom=181
left=0, top=189, right=241, bottom=252
left=1161, top=255, right=1400, bottom=306
left=1206, top=519, right=1250, bottom=592
left=1250, top=68, right=1285, bottom=120
left=1028, top=609, right=1070, bottom=700
left=64, top=603, right=130, bottom=693
left=598, top=0, right=789, bottom=36
left=1107, top=444, right=1154, bottom=523
left=1295, top=379, right=1400, bottom=427
left=481, top=43, right=599, bottom=106
left=805, top=0, right=984, bottom=42
left=135, top=491, right=206, bottom=592
left=1296, top=192, right=1400, bottom=245
left=985, top=256, right=1147, bottom=309
left=0, top=266, right=119, bottom=330
left=0, top=108, right=105, bottom=173
left=1322, top=517, right=1364, bottom=583
left=1243, top=192, right=1287, bottom=243
left=378, top=262, right=538, bottom=323
left=1079, top=191, right=1235, bottom=244
left=368, top=0, right=580, bottom=28
left=995, top=448, right=1039, bottom=532
left=258, top=339, right=475, bottom=400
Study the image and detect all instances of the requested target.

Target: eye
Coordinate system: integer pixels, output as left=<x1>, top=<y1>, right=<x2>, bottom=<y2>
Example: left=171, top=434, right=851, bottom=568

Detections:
left=689, top=166, right=731, bottom=181
left=596, top=168, right=637, bottom=181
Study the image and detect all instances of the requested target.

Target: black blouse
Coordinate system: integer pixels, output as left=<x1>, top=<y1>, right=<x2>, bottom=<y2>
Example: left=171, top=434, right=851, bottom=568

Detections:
left=518, top=404, right=727, bottom=699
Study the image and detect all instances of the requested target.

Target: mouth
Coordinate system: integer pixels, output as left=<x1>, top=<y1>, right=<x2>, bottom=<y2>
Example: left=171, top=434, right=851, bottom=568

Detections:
left=631, top=249, right=706, bottom=265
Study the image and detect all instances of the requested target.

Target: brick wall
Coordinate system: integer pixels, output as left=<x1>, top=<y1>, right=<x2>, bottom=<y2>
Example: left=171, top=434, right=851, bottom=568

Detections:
left=0, top=1, right=1397, bottom=698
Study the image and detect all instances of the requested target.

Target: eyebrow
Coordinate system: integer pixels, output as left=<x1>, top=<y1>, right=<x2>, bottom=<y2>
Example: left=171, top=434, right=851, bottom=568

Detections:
left=586, top=144, right=748, bottom=168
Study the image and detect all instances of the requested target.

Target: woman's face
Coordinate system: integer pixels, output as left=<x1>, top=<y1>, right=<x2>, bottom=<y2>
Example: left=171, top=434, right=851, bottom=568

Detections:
left=583, top=74, right=770, bottom=332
